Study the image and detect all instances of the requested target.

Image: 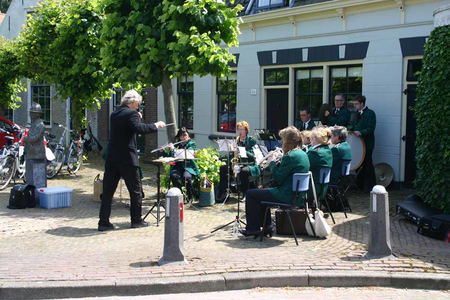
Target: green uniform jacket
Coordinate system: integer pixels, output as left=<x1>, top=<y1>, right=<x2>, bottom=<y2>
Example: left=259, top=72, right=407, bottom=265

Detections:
left=269, top=149, right=310, bottom=206
left=297, top=120, right=315, bottom=131
left=352, top=107, right=376, bottom=150
left=327, top=107, right=351, bottom=126
left=307, top=145, right=333, bottom=199
left=230, top=135, right=261, bottom=177
left=162, top=140, right=200, bottom=176
left=330, top=142, right=352, bottom=185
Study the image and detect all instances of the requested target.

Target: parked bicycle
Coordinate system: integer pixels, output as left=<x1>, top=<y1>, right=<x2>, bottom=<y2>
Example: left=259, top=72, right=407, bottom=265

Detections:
left=0, top=127, right=27, bottom=190
left=46, top=123, right=84, bottom=179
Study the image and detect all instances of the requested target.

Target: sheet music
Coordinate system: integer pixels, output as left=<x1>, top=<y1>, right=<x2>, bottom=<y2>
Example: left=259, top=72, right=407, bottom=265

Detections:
left=259, top=145, right=269, bottom=157
left=154, top=157, right=177, bottom=163
left=238, top=146, right=247, bottom=158
left=217, top=139, right=237, bottom=151
left=253, top=145, right=264, bottom=165
left=175, top=149, right=195, bottom=159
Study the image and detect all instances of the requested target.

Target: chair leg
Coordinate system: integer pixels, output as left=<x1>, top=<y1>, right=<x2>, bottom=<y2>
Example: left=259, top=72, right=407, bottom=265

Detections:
left=260, top=206, right=270, bottom=242
left=286, top=210, right=298, bottom=246
left=321, top=196, right=336, bottom=224
left=305, top=202, right=316, bottom=238
left=337, top=190, right=348, bottom=218
left=344, top=192, right=352, bottom=213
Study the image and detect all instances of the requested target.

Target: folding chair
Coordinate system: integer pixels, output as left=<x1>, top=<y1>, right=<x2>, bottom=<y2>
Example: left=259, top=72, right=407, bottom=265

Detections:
left=329, top=160, right=352, bottom=218
left=260, top=172, right=316, bottom=246
left=318, top=168, right=335, bottom=224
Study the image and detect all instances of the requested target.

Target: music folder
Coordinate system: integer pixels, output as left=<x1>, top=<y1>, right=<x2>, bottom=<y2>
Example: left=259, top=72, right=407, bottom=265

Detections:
left=174, top=149, right=195, bottom=160
left=217, top=139, right=237, bottom=152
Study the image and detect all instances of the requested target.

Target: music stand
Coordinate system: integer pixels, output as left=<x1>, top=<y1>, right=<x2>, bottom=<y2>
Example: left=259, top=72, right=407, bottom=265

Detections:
left=174, top=148, right=197, bottom=206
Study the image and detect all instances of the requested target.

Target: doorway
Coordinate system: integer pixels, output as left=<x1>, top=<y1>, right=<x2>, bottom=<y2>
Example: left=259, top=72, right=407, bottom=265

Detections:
left=266, top=89, right=288, bottom=131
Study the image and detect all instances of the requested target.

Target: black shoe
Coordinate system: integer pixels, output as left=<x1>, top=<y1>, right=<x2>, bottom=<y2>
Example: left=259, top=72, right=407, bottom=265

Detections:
left=263, top=226, right=274, bottom=237
left=98, top=222, right=115, bottom=232
left=131, top=220, right=150, bottom=228
left=239, top=229, right=262, bottom=239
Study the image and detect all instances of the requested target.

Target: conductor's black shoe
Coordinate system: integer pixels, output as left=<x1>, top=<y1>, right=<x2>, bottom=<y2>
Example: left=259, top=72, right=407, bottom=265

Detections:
left=239, top=229, right=262, bottom=238
left=131, top=220, right=150, bottom=228
left=98, top=222, right=115, bottom=232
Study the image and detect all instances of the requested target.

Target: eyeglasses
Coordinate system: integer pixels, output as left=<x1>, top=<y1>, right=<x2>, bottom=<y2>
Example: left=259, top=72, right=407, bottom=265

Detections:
left=300, top=114, right=308, bottom=117
left=237, top=129, right=246, bottom=132
left=335, top=99, right=344, bottom=102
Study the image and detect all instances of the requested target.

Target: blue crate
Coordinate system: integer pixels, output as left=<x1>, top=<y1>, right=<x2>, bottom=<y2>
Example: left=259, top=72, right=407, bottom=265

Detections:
left=37, top=186, right=73, bottom=209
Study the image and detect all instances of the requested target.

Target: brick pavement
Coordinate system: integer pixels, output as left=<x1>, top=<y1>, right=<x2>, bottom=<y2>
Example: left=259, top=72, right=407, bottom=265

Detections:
left=0, top=155, right=449, bottom=285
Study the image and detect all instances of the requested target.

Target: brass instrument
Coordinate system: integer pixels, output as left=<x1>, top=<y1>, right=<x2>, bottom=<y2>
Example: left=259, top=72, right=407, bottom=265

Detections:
left=259, top=147, right=283, bottom=169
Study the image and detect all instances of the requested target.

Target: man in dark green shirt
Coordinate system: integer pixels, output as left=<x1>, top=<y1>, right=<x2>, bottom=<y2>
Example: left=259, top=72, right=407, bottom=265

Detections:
left=325, top=94, right=351, bottom=126
left=352, top=95, right=377, bottom=193
left=297, top=108, right=316, bottom=131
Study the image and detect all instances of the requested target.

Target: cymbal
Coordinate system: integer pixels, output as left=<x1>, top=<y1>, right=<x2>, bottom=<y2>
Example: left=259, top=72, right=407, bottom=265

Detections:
left=319, top=104, right=333, bottom=125
left=374, top=163, right=394, bottom=187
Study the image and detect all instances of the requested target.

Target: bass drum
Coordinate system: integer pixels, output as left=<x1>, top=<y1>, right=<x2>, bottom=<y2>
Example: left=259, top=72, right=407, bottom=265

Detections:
left=347, top=132, right=366, bottom=171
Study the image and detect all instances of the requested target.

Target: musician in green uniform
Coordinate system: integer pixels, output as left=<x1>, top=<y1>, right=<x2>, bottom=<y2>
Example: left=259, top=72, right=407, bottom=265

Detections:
left=324, top=94, right=351, bottom=126
left=307, top=126, right=333, bottom=201
left=240, top=126, right=310, bottom=238
left=297, top=108, right=316, bottom=131
left=160, top=127, right=199, bottom=203
left=216, top=120, right=260, bottom=201
left=351, top=95, right=376, bottom=192
left=330, top=126, right=352, bottom=185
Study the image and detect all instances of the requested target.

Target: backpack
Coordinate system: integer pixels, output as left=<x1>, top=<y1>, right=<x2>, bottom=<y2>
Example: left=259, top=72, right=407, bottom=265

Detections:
left=7, top=184, right=36, bottom=209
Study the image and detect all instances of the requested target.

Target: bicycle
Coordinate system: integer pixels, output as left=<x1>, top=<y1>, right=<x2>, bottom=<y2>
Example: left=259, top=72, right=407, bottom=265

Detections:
left=46, top=122, right=84, bottom=179
left=0, top=127, right=27, bottom=190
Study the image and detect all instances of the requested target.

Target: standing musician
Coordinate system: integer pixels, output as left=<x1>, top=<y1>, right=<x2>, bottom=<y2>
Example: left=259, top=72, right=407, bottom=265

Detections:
left=216, top=120, right=260, bottom=201
left=330, top=126, right=352, bottom=185
left=324, top=94, right=351, bottom=126
left=160, top=127, right=199, bottom=203
left=240, top=126, right=310, bottom=238
left=307, top=126, right=333, bottom=200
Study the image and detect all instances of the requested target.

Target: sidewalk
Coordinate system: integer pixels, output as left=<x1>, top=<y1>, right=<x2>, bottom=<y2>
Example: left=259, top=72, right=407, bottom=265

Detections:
left=1, top=156, right=449, bottom=299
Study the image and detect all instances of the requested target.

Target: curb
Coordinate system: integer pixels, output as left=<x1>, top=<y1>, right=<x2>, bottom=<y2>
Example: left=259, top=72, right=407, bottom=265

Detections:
left=1, top=270, right=450, bottom=299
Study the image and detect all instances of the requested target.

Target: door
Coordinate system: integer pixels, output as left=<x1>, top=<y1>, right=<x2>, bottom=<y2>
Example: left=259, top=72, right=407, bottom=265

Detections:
left=266, top=89, right=288, bottom=131
left=403, top=84, right=417, bottom=188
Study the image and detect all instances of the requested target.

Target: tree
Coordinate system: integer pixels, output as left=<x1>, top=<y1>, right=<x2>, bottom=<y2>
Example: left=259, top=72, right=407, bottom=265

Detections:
left=0, top=0, right=12, bottom=13
left=415, top=25, right=450, bottom=213
left=17, top=0, right=112, bottom=126
left=99, top=0, right=242, bottom=141
left=0, top=37, right=26, bottom=112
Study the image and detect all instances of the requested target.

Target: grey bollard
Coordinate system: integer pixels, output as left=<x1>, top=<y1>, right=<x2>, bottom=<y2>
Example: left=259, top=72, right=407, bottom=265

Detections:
left=366, top=185, right=393, bottom=259
left=158, top=188, right=188, bottom=266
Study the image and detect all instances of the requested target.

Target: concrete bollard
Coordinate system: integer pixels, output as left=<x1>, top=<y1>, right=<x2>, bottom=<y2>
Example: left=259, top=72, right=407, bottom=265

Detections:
left=158, top=188, right=188, bottom=266
left=366, top=185, right=393, bottom=259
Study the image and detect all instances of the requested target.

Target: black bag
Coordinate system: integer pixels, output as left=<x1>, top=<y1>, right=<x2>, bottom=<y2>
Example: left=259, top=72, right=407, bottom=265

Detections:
left=275, top=208, right=311, bottom=235
left=7, top=184, right=36, bottom=209
left=418, top=214, right=450, bottom=243
left=396, top=194, right=441, bottom=225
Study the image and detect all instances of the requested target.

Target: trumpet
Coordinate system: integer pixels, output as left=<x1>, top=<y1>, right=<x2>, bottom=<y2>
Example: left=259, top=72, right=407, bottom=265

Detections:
left=259, top=147, right=283, bottom=169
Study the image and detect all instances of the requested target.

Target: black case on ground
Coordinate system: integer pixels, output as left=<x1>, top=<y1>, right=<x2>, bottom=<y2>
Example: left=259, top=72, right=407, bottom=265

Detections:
left=275, top=208, right=311, bottom=235
left=396, top=195, right=441, bottom=225
left=7, top=184, right=36, bottom=209
left=418, top=214, right=450, bottom=243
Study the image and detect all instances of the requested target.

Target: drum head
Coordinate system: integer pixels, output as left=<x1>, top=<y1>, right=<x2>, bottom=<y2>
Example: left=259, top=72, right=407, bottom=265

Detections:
left=347, top=132, right=366, bottom=171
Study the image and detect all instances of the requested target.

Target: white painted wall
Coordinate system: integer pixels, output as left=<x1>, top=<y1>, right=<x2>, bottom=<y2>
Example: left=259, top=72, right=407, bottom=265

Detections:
left=0, top=0, right=39, bottom=39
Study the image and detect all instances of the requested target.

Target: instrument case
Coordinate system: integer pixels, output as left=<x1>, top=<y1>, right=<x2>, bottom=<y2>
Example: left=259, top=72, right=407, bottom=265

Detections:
left=418, top=214, right=450, bottom=243
left=396, top=195, right=441, bottom=225
left=7, top=184, right=36, bottom=209
left=275, top=208, right=311, bottom=235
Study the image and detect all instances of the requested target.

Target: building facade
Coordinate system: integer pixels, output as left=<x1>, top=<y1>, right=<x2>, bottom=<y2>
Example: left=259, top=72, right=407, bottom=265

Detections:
left=157, top=0, right=449, bottom=187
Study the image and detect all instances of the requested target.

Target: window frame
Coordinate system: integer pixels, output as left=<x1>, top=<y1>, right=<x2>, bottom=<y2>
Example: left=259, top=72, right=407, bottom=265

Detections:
left=257, top=0, right=285, bottom=10
left=406, top=59, right=422, bottom=82
left=217, top=71, right=237, bottom=133
left=177, top=75, right=194, bottom=130
left=264, top=68, right=289, bottom=86
left=30, top=80, right=52, bottom=126
left=328, top=64, right=363, bottom=111
left=293, top=67, right=324, bottom=124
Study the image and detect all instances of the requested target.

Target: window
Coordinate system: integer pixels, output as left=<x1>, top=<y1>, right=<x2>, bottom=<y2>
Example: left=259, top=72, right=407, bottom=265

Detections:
left=257, top=0, right=284, bottom=9
left=264, top=68, right=289, bottom=86
left=178, top=75, right=194, bottom=130
left=217, top=71, right=237, bottom=133
left=31, top=81, right=51, bottom=125
left=294, top=68, right=323, bottom=124
left=406, top=59, right=422, bottom=82
left=4, top=109, right=13, bottom=121
left=329, top=66, right=363, bottom=110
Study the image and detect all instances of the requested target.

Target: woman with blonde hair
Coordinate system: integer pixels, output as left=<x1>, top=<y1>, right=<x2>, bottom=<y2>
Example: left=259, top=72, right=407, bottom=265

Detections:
left=307, top=126, right=333, bottom=200
left=240, top=126, right=310, bottom=238
left=299, top=130, right=312, bottom=153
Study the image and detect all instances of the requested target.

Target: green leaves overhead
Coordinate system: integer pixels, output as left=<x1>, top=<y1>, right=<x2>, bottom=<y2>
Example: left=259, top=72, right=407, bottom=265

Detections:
left=0, top=38, right=26, bottom=109
left=415, top=25, right=450, bottom=213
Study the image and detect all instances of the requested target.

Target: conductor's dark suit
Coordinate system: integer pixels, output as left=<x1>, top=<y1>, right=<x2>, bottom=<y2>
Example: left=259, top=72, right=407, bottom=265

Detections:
left=99, top=105, right=157, bottom=226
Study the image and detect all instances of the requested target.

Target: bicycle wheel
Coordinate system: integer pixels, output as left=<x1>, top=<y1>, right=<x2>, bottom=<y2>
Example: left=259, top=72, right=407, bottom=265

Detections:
left=67, top=144, right=83, bottom=174
left=0, top=155, right=16, bottom=190
left=47, top=149, right=64, bottom=179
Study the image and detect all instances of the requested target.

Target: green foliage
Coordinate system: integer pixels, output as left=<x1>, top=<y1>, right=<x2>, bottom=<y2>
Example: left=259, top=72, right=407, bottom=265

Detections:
left=17, top=0, right=112, bottom=125
left=160, top=164, right=171, bottom=190
left=0, top=38, right=26, bottom=109
left=99, top=0, right=242, bottom=87
left=415, top=25, right=450, bottom=213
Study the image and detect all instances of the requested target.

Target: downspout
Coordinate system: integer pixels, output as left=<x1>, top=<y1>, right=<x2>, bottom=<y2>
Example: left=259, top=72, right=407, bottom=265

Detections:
left=245, top=0, right=255, bottom=15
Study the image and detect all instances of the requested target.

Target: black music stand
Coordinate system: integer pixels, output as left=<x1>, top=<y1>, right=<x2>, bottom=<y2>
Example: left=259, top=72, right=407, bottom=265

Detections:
left=142, top=160, right=166, bottom=226
left=258, top=132, right=278, bottom=151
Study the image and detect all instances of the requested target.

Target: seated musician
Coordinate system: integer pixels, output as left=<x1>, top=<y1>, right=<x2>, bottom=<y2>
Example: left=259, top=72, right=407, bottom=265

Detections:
left=299, top=130, right=312, bottom=153
left=216, top=120, right=260, bottom=201
left=307, top=126, right=333, bottom=200
left=330, top=126, right=352, bottom=185
left=160, top=127, right=199, bottom=203
left=240, top=126, right=310, bottom=238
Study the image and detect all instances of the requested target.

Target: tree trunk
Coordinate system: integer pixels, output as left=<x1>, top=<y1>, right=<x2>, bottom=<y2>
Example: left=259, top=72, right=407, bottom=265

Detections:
left=161, top=72, right=177, bottom=142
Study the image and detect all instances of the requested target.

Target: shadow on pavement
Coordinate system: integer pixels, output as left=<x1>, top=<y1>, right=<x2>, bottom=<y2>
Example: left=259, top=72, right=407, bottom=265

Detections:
left=45, top=222, right=133, bottom=237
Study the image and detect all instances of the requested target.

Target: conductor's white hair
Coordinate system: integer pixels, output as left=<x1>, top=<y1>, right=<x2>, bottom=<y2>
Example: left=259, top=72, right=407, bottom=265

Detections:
left=120, top=90, right=142, bottom=105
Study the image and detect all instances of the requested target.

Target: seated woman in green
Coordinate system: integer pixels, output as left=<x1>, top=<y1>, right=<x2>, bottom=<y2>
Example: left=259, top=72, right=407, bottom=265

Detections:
left=330, top=126, right=352, bottom=185
left=240, top=126, right=310, bottom=238
left=160, top=127, right=199, bottom=203
left=307, top=126, right=333, bottom=200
